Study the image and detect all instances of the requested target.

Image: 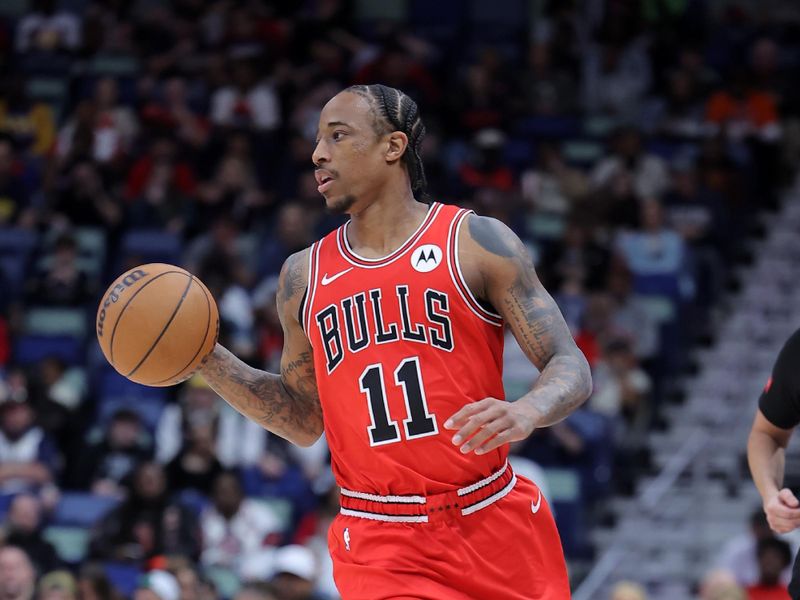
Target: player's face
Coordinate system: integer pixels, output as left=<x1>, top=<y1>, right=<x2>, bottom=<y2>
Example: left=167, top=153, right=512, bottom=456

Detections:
left=312, top=92, right=391, bottom=214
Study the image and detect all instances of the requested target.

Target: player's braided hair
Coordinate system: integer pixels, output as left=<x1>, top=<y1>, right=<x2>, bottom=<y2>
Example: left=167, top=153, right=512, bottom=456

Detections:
left=345, top=84, right=430, bottom=204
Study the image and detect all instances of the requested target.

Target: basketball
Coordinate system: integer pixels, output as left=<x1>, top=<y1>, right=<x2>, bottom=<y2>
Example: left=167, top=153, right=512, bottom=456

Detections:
left=96, top=263, right=219, bottom=387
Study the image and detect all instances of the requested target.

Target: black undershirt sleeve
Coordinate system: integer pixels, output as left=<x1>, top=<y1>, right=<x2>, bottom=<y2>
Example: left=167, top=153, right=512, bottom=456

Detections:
left=759, top=328, right=800, bottom=429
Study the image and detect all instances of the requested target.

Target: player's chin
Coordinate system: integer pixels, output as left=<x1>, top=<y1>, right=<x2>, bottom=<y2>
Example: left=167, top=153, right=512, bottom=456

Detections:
left=326, top=193, right=356, bottom=215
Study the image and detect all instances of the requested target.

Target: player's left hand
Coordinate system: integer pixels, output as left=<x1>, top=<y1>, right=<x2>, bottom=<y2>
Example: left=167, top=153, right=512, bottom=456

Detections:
left=444, top=399, right=540, bottom=455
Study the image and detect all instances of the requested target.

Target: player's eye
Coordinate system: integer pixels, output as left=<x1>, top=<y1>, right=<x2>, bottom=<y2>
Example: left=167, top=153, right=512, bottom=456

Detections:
left=332, top=131, right=346, bottom=142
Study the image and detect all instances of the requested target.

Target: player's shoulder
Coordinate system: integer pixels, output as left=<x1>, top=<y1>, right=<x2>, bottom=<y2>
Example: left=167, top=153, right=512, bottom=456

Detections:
left=774, top=328, right=800, bottom=373
left=460, top=213, right=523, bottom=259
left=277, top=247, right=312, bottom=311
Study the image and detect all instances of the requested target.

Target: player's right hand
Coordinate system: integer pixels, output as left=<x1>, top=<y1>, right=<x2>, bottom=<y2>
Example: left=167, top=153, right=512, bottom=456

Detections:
left=764, top=488, right=800, bottom=533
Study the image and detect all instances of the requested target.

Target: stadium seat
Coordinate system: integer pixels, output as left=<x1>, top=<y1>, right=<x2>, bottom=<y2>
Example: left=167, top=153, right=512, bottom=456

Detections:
left=13, top=334, right=84, bottom=366
left=0, top=255, right=27, bottom=291
left=52, top=492, right=120, bottom=527
left=43, top=525, right=90, bottom=564
left=102, top=563, right=142, bottom=598
left=97, top=395, right=166, bottom=431
left=0, top=228, right=38, bottom=256
left=120, top=230, right=183, bottom=266
left=24, top=308, right=88, bottom=338
left=514, top=116, right=582, bottom=140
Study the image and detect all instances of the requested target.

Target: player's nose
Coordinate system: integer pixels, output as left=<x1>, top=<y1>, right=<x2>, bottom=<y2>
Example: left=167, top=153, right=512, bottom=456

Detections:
left=312, top=138, right=329, bottom=166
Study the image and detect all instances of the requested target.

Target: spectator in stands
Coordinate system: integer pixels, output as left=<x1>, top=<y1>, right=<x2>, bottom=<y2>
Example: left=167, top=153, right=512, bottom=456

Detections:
left=88, top=78, right=138, bottom=166
left=37, top=570, right=77, bottom=600
left=591, top=127, right=670, bottom=201
left=642, top=68, right=706, bottom=139
left=200, top=471, right=283, bottom=577
left=746, top=538, right=792, bottom=599
left=211, top=58, right=280, bottom=132
left=269, top=545, right=325, bottom=600
left=662, top=154, right=729, bottom=309
left=75, top=564, right=121, bottom=600
left=0, top=494, right=59, bottom=573
left=139, top=77, right=209, bottom=151
left=25, top=233, right=93, bottom=307
left=520, top=142, right=588, bottom=244
left=614, top=199, right=692, bottom=315
left=51, top=159, right=122, bottom=229
left=590, top=338, right=652, bottom=426
left=258, top=202, right=316, bottom=278
left=582, top=33, right=652, bottom=116
left=89, top=462, right=199, bottom=563
left=0, top=546, right=36, bottom=600
left=134, top=571, right=180, bottom=600
left=165, top=420, right=224, bottom=495
left=718, top=509, right=794, bottom=588
left=291, top=481, right=339, bottom=599
left=0, top=392, right=58, bottom=494
left=543, top=220, right=610, bottom=293
left=606, top=266, right=661, bottom=364
left=166, top=558, right=202, bottom=600
left=15, top=0, right=80, bottom=55
left=0, top=136, right=34, bottom=227
left=156, top=379, right=266, bottom=470
left=0, top=75, right=56, bottom=159
left=458, top=129, right=515, bottom=193
left=610, top=581, right=648, bottom=600
left=73, top=408, right=152, bottom=496
left=3, top=496, right=57, bottom=568
left=699, top=569, right=746, bottom=600
left=124, top=136, right=196, bottom=233
left=705, top=68, right=781, bottom=143
left=195, top=141, right=270, bottom=233
left=234, top=583, right=278, bottom=600
left=520, top=40, right=579, bottom=117
left=29, top=356, right=86, bottom=445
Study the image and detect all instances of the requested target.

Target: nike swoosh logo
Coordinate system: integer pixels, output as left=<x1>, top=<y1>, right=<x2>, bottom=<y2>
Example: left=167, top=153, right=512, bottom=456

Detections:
left=321, top=268, right=353, bottom=286
left=531, top=490, right=542, bottom=514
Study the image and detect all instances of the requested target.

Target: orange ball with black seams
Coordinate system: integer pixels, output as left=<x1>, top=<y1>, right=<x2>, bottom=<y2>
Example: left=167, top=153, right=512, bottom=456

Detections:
left=96, top=263, right=219, bottom=387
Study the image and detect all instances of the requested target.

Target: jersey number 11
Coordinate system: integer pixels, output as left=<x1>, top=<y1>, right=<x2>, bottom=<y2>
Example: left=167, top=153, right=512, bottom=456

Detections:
left=360, top=357, right=438, bottom=446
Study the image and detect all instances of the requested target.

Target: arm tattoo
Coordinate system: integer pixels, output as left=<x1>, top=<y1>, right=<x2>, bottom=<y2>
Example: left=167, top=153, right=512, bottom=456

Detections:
left=468, top=216, right=592, bottom=426
left=202, top=346, right=322, bottom=445
left=200, top=249, right=323, bottom=446
left=278, top=251, right=306, bottom=306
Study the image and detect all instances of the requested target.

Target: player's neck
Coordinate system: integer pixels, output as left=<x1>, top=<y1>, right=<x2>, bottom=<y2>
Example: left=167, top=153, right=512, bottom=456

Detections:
left=346, top=187, right=429, bottom=259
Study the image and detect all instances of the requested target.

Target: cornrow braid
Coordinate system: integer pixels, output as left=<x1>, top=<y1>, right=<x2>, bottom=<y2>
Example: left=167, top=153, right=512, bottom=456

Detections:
left=345, top=84, right=430, bottom=204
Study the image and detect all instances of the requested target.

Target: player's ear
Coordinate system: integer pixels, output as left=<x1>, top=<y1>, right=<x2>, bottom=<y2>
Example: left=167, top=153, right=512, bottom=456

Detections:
left=385, top=131, right=408, bottom=164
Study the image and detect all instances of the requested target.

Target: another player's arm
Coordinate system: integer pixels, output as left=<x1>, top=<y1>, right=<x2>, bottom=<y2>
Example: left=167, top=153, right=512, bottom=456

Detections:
left=199, top=250, right=323, bottom=447
left=748, top=412, right=800, bottom=533
left=444, top=215, right=592, bottom=454
left=747, top=330, right=800, bottom=533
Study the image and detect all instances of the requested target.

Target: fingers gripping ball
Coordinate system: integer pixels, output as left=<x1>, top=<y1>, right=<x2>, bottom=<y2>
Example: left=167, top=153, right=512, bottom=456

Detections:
left=96, top=263, right=219, bottom=387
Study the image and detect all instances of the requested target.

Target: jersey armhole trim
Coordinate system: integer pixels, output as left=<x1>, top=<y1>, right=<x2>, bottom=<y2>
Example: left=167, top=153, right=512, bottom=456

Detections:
left=302, top=241, right=321, bottom=334
left=446, top=209, right=503, bottom=327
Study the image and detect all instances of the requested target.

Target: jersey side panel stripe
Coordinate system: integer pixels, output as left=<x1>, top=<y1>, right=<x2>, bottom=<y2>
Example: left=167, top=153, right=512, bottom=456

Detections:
left=446, top=209, right=503, bottom=326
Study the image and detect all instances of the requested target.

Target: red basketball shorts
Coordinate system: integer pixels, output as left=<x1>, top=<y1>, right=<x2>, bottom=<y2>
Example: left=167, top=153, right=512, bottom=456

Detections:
left=327, top=471, right=570, bottom=599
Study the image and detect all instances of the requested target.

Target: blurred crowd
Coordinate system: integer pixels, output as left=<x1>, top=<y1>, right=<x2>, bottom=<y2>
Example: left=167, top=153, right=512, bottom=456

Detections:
left=1, top=0, right=800, bottom=598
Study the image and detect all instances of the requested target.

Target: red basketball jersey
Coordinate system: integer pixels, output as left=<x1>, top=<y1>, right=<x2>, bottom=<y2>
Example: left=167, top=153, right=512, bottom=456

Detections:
left=303, top=202, right=506, bottom=495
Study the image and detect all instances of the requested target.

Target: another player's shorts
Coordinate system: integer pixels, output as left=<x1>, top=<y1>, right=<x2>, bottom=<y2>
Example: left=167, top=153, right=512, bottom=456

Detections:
left=328, top=462, right=570, bottom=599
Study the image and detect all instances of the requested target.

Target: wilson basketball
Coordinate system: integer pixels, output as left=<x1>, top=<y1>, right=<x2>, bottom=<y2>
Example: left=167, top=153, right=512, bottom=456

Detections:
left=96, top=263, right=219, bottom=387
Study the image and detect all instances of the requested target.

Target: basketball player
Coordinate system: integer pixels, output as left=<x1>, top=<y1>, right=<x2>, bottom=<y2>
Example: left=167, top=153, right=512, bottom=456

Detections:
left=199, top=84, right=592, bottom=599
left=748, top=327, right=800, bottom=599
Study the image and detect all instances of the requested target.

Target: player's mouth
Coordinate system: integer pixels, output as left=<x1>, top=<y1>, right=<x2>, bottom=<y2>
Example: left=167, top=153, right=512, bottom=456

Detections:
left=315, top=170, right=336, bottom=194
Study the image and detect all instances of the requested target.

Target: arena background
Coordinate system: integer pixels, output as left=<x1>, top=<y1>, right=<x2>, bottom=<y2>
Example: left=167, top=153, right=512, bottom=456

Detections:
left=1, top=1, right=799, bottom=599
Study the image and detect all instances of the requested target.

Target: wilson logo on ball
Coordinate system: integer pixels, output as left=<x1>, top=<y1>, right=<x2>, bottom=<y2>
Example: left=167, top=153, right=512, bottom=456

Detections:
left=96, top=269, right=147, bottom=338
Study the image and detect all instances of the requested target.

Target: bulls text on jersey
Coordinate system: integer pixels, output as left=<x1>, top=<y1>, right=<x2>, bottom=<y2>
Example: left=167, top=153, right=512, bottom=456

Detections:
left=314, top=285, right=453, bottom=374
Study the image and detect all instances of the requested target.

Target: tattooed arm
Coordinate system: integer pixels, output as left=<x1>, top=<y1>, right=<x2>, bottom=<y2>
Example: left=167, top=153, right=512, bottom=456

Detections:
left=198, top=249, right=323, bottom=447
left=444, top=215, right=592, bottom=455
